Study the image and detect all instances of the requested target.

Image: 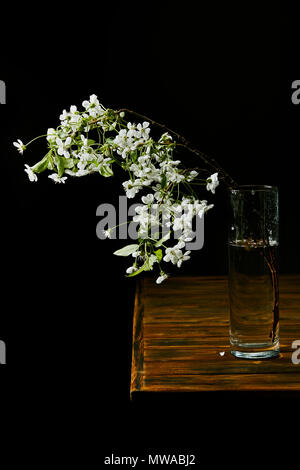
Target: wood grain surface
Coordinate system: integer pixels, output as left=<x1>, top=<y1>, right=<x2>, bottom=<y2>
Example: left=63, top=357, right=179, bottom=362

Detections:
left=130, top=275, right=300, bottom=395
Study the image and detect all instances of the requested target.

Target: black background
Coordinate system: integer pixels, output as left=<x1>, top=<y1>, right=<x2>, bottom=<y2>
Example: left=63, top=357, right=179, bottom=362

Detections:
left=1, top=1, right=299, bottom=464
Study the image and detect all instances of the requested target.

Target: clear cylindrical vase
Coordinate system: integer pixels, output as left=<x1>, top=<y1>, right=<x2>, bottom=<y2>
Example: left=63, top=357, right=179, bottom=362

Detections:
left=228, top=185, right=279, bottom=359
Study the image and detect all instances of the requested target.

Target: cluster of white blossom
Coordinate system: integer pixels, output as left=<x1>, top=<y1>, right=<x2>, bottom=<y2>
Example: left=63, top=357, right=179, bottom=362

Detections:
left=123, top=194, right=215, bottom=281
left=13, top=94, right=220, bottom=283
left=114, top=121, right=151, bottom=159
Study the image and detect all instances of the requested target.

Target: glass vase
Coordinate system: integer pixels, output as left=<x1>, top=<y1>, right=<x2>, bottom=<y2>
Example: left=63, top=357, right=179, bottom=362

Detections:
left=228, top=185, right=279, bottom=359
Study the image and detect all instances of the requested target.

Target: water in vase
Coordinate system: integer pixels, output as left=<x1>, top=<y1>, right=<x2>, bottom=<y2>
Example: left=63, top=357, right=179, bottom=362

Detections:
left=228, top=240, right=280, bottom=359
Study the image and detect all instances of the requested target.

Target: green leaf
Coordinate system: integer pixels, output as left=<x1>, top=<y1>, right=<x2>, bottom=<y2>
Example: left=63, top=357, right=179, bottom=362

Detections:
left=161, top=173, right=167, bottom=189
left=113, top=244, right=139, bottom=257
left=99, top=165, right=113, bottom=177
left=154, top=231, right=171, bottom=247
left=63, top=158, right=78, bottom=169
left=54, top=155, right=64, bottom=177
left=31, top=152, right=51, bottom=174
left=131, top=151, right=138, bottom=162
left=126, top=262, right=147, bottom=277
left=154, top=249, right=163, bottom=262
left=47, top=154, right=54, bottom=170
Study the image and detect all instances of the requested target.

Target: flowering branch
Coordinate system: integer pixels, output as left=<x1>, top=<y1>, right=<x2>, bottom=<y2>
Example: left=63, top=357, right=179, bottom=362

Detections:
left=13, top=94, right=234, bottom=284
left=114, top=108, right=238, bottom=188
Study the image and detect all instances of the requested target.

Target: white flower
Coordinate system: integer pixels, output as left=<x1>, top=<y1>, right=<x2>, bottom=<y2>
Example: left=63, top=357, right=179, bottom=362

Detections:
left=82, top=94, right=98, bottom=109
left=46, top=128, right=57, bottom=143
left=186, top=170, right=198, bottom=182
left=82, top=94, right=105, bottom=118
left=195, top=200, right=214, bottom=218
left=126, top=266, right=138, bottom=274
left=206, top=173, right=219, bottom=194
left=165, top=167, right=185, bottom=184
left=114, top=129, right=137, bottom=159
left=163, top=246, right=191, bottom=268
left=59, top=109, right=68, bottom=121
left=156, top=273, right=168, bottom=284
left=173, top=213, right=193, bottom=232
left=178, top=229, right=195, bottom=243
left=147, top=254, right=158, bottom=269
left=122, top=180, right=141, bottom=199
left=59, top=105, right=82, bottom=131
left=24, top=164, right=37, bottom=182
left=13, top=139, right=26, bottom=155
left=127, top=122, right=136, bottom=133
left=141, top=193, right=154, bottom=205
left=48, top=173, right=67, bottom=184
left=136, top=122, right=150, bottom=139
left=56, top=137, right=72, bottom=158
left=69, top=111, right=82, bottom=131
left=114, top=122, right=151, bottom=159
left=159, top=132, right=173, bottom=144
left=176, top=250, right=191, bottom=267
left=163, top=247, right=180, bottom=265
left=103, top=229, right=112, bottom=239
left=80, top=134, right=88, bottom=147
left=138, top=155, right=150, bottom=164
left=134, top=204, right=149, bottom=216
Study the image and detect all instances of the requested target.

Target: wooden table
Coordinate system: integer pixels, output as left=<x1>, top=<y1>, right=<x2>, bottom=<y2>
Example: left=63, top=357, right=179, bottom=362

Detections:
left=130, top=275, right=300, bottom=396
